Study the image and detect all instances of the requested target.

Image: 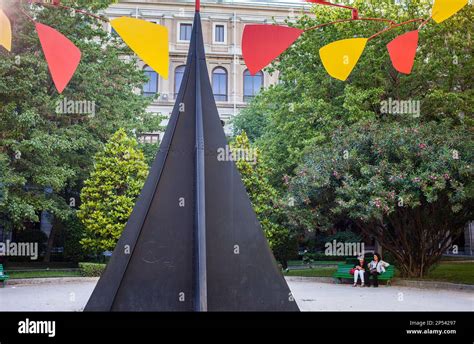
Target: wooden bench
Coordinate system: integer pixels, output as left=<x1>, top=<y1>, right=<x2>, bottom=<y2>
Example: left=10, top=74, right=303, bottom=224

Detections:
left=333, top=263, right=394, bottom=286
left=0, top=264, right=9, bottom=287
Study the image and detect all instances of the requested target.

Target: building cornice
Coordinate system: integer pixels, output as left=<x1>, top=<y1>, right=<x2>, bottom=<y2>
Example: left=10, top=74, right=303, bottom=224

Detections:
left=113, top=0, right=311, bottom=11
left=105, top=0, right=311, bottom=18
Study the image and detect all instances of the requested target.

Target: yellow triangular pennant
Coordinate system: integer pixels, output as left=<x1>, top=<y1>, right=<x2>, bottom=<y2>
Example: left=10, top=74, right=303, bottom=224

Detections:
left=319, top=38, right=368, bottom=81
left=432, top=0, right=468, bottom=24
left=111, top=17, right=169, bottom=79
left=0, top=9, right=12, bottom=52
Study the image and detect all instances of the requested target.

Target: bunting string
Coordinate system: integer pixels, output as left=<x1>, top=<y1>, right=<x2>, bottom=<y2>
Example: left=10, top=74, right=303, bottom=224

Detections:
left=0, top=0, right=469, bottom=93
left=243, top=0, right=469, bottom=80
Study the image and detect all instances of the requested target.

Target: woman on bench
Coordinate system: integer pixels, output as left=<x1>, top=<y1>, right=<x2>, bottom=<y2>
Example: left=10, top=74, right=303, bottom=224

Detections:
left=367, top=253, right=390, bottom=287
left=352, top=256, right=367, bottom=287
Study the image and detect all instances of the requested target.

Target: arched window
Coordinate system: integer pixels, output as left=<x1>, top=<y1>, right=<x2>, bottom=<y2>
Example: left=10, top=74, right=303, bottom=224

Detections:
left=243, top=70, right=263, bottom=102
left=143, top=66, right=158, bottom=97
left=212, top=67, right=228, bottom=102
left=174, top=65, right=186, bottom=98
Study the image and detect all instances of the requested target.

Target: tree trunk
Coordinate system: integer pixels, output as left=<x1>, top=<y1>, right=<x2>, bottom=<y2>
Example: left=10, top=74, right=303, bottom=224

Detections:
left=356, top=196, right=467, bottom=278
left=374, top=240, right=383, bottom=256
left=43, top=221, right=58, bottom=263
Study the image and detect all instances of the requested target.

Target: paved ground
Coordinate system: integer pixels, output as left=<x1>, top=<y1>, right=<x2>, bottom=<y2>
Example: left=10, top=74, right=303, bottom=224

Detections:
left=0, top=279, right=97, bottom=312
left=0, top=277, right=472, bottom=311
left=287, top=278, right=474, bottom=311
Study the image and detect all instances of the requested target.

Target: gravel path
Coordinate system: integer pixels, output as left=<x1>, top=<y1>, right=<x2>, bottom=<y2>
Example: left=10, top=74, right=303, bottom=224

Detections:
left=0, top=277, right=472, bottom=311
left=287, top=277, right=473, bottom=311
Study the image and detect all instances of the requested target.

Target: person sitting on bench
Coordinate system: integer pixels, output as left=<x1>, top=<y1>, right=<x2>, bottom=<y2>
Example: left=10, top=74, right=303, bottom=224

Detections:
left=367, top=253, right=390, bottom=287
left=352, top=256, right=368, bottom=287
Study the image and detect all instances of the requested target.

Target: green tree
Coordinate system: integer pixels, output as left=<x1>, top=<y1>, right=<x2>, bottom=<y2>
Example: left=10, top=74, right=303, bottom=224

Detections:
left=289, top=120, right=473, bottom=277
left=232, top=0, right=472, bottom=276
left=234, top=0, right=473, bottom=187
left=231, top=132, right=297, bottom=268
left=78, top=129, right=148, bottom=255
left=0, top=0, right=162, bottom=258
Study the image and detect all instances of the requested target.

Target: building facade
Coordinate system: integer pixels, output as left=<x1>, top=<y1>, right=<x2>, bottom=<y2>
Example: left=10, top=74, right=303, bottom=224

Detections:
left=105, top=0, right=311, bottom=136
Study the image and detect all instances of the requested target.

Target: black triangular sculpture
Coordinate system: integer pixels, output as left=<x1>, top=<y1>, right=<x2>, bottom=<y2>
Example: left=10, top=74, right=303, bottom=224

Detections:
left=84, top=11, right=299, bottom=312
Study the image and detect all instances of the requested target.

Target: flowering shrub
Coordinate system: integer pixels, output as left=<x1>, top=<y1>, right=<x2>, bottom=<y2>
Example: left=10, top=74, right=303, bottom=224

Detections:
left=289, top=120, right=473, bottom=277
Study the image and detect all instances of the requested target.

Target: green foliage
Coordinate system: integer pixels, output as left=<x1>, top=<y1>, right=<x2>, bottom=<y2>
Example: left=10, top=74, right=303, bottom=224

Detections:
left=233, top=0, right=473, bottom=187
left=300, top=232, right=330, bottom=252
left=326, top=231, right=361, bottom=244
left=232, top=0, right=473, bottom=277
left=289, top=120, right=473, bottom=276
left=79, top=262, right=106, bottom=277
left=423, top=262, right=474, bottom=285
left=231, top=132, right=297, bottom=267
left=10, top=270, right=82, bottom=279
left=0, top=0, right=161, bottom=236
left=62, top=215, right=86, bottom=263
left=78, top=129, right=148, bottom=254
left=284, top=266, right=337, bottom=278
left=139, top=142, right=161, bottom=167
left=302, top=252, right=345, bottom=264
left=289, top=120, right=472, bottom=228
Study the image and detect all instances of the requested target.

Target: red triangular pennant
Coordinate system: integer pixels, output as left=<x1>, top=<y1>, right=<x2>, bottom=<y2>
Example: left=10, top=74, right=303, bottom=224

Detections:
left=387, top=30, right=419, bottom=75
left=36, top=23, right=81, bottom=93
left=242, top=24, right=303, bottom=75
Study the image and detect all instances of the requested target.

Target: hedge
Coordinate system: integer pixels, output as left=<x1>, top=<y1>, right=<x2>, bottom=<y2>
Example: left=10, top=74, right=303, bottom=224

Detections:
left=79, top=262, right=106, bottom=277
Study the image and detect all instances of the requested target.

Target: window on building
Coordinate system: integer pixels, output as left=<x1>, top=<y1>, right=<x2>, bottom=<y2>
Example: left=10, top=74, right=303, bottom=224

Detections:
left=179, top=23, right=192, bottom=41
left=143, top=66, right=158, bottom=97
left=243, top=70, right=263, bottom=102
left=215, top=24, right=225, bottom=43
left=212, top=67, right=228, bottom=102
left=175, top=65, right=186, bottom=98
left=138, top=133, right=161, bottom=145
